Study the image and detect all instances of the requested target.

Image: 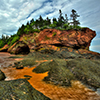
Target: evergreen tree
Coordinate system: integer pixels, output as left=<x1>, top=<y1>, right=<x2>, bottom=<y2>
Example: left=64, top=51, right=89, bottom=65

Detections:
left=38, top=15, right=44, bottom=28
left=57, top=9, right=65, bottom=27
left=45, top=17, right=51, bottom=26
left=70, top=9, right=80, bottom=27
left=53, top=18, right=57, bottom=24
left=65, top=14, right=68, bottom=23
left=35, top=19, right=39, bottom=29
left=39, top=15, right=43, bottom=22
left=27, top=21, right=30, bottom=25
left=1, top=34, right=6, bottom=41
left=30, top=18, right=34, bottom=24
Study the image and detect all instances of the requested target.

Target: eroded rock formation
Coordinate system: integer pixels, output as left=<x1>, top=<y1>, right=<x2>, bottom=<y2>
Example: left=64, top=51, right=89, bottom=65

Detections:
left=35, top=28, right=96, bottom=50
left=8, top=41, right=30, bottom=54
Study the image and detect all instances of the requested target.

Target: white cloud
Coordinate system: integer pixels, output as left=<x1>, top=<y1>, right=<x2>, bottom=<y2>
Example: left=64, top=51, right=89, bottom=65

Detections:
left=0, top=0, right=45, bottom=36
left=0, top=0, right=100, bottom=53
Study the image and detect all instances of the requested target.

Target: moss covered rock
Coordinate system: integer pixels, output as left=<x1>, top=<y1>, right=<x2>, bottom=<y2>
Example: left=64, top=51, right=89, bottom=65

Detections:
left=66, top=58, right=100, bottom=89
left=33, top=60, right=75, bottom=86
left=0, top=79, right=50, bottom=100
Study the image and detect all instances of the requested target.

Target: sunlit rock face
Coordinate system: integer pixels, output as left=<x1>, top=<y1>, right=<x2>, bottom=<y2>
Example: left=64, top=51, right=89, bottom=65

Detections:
left=35, top=28, right=96, bottom=50
left=0, top=28, right=96, bottom=55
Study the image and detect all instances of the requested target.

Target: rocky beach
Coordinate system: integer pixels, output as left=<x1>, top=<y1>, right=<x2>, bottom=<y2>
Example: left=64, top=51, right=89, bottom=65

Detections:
left=0, top=51, right=100, bottom=100
left=0, top=28, right=100, bottom=99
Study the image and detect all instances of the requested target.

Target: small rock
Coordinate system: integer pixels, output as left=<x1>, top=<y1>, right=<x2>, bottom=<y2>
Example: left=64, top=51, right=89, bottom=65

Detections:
left=14, top=62, right=20, bottom=65
left=16, top=65, right=24, bottom=69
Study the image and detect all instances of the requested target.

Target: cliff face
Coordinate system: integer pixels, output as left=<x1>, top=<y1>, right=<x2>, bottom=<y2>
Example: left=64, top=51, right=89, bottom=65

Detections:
left=0, top=28, right=96, bottom=55
left=35, top=28, right=96, bottom=50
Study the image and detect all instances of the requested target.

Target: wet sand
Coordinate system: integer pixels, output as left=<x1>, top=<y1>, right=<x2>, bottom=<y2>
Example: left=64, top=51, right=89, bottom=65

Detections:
left=0, top=52, right=24, bottom=68
left=0, top=52, right=15, bottom=68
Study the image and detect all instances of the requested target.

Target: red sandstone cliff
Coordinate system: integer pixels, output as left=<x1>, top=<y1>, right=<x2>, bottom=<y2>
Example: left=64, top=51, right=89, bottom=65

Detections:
left=35, top=28, right=96, bottom=50
left=0, top=28, right=96, bottom=54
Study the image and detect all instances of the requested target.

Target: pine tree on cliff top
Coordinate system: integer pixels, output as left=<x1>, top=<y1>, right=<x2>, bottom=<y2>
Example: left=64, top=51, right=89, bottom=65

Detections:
left=70, top=9, right=80, bottom=27
left=57, top=9, right=65, bottom=27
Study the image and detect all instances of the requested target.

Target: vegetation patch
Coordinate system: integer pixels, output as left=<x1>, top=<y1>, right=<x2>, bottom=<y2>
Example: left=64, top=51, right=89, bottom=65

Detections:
left=34, top=33, right=36, bottom=36
left=8, top=35, right=20, bottom=46
left=52, top=32, right=57, bottom=36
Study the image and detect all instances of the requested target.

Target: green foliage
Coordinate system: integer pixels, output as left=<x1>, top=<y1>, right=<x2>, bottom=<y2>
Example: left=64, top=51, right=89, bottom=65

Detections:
left=8, top=35, right=20, bottom=46
left=33, top=29, right=40, bottom=33
left=75, top=26, right=81, bottom=29
left=16, top=9, right=81, bottom=37
left=70, top=9, right=80, bottom=27
left=56, top=27, right=62, bottom=30
left=52, top=32, right=57, bottom=36
left=0, top=35, right=10, bottom=48
left=49, top=23, right=57, bottom=28
left=34, top=33, right=36, bottom=36
left=63, top=23, right=69, bottom=29
left=40, top=26, right=49, bottom=30
left=66, top=25, right=73, bottom=30
left=0, top=40, right=5, bottom=48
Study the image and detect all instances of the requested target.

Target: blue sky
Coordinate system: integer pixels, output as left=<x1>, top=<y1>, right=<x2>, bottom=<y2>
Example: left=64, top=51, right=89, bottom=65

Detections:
left=0, top=0, right=100, bottom=53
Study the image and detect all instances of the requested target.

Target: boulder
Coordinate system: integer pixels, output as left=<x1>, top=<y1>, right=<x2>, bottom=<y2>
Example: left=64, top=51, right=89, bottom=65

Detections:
left=0, top=70, right=6, bottom=81
left=8, top=41, right=30, bottom=54
left=16, top=65, right=24, bottom=69
left=0, top=79, right=50, bottom=100
left=35, top=28, right=96, bottom=50
left=33, top=60, right=75, bottom=86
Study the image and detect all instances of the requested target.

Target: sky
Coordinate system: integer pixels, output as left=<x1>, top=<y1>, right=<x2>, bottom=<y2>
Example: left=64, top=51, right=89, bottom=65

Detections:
left=0, top=0, right=100, bottom=53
